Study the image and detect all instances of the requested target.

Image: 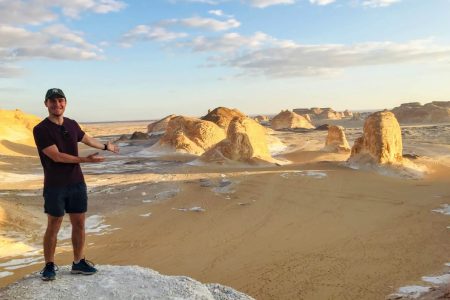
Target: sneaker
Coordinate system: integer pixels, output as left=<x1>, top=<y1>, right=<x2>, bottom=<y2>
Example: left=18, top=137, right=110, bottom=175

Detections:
left=71, top=258, right=97, bottom=275
left=40, top=262, right=58, bottom=281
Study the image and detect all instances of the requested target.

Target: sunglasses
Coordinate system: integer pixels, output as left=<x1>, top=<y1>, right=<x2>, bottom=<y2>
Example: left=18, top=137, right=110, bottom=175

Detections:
left=61, top=126, right=70, bottom=140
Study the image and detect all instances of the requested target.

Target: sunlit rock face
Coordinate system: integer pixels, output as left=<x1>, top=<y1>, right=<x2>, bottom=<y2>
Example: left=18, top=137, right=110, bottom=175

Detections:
left=147, top=114, right=176, bottom=134
left=201, top=107, right=246, bottom=130
left=201, top=117, right=275, bottom=164
left=391, top=101, right=450, bottom=124
left=324, top=125, right=350, bottom=153
left=270, top=110, right=315, bottom=130
left=0, top=109, right=41, bottom=156
left=349, top=111, right=403, bottom=164
left=158, top=116, right=226, bottom=155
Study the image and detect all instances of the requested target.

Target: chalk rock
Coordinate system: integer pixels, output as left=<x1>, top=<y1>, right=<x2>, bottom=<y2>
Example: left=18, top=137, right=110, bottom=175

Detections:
left=271, top=110, right=314, bottom=130
left=158, top=116, right=226, bottom=155
left=391, top=101, right=450, bottom=123
left=254, top=115, right=270, bottom=123
left=201, top=117, right=275, bottom=163
left=130, top=131, right=149, bottom=140
left=201, top=107, right=246, bottom=130
left=324, top=125, right=350, bottom=153
left=0, top=265, right=254, bottom=300
left=343, top=110, right=353, bottom=118
left=147, top=114, right=176, bottom=134
left=349, top=111, right=403, bottom=164
left=0, top=109, right=41, bottom=156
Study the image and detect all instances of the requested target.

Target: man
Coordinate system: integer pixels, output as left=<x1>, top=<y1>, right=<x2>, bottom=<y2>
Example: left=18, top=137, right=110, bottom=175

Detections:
left=33, top=88, right=119, bottom=281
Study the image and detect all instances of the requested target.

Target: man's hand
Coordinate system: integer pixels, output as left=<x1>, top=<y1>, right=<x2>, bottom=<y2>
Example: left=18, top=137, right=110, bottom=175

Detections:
left=105, top=141, right=119, bottom=154
left=85, top=152, right=104, bottom=163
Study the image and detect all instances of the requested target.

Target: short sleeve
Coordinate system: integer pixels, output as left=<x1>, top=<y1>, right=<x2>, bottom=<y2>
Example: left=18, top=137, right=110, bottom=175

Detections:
left=33, top=125, right=55, bottom=150
left=74, top=121, right=85, bottom=142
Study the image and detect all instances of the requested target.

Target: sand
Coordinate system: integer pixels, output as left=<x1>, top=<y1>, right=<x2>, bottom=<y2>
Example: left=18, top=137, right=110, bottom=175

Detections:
left=0, top=119, right=449, bottom=299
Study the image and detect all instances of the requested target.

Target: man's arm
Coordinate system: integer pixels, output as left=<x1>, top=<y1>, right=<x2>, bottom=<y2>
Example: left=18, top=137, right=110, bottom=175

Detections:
left=81, top=134, right=119, bottom=153
left=42, top=145, right=104, bottom=163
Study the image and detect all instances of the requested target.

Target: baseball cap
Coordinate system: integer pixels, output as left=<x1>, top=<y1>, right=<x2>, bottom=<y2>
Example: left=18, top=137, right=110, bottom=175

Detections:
left=45, top=88, right=66, bottom=100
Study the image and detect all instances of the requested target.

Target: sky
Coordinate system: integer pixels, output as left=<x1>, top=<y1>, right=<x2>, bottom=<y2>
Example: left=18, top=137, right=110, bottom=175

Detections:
left=1, top=0, right=450, bottom=122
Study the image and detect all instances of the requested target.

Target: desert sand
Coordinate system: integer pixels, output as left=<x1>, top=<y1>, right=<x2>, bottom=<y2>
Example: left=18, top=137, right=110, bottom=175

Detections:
left=0, top=108, right=449, bottom=299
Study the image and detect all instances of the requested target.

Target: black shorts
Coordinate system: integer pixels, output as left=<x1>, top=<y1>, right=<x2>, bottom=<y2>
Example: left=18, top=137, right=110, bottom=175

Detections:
left=43, top=182, right=88, bottom=217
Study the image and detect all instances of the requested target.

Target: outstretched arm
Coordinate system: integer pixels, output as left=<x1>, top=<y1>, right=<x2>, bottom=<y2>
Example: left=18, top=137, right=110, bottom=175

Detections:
left=81, top=134, right=119, bottom=154
left=42, top=145, right=104, bottom=163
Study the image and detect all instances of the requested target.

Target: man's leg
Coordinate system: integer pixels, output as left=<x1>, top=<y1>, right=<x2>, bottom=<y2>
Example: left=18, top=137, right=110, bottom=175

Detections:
left=69, top=213, right=85, bottom=262
left=44, top=215, right=63, bottom=263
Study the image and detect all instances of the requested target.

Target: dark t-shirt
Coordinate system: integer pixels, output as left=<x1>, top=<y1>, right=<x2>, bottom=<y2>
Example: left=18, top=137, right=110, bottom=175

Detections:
left=33, top=117, right=86, bottom=188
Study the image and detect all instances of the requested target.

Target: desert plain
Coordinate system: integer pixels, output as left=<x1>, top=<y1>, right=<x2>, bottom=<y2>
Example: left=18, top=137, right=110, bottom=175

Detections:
left=0, top=104, right=449, bottom=299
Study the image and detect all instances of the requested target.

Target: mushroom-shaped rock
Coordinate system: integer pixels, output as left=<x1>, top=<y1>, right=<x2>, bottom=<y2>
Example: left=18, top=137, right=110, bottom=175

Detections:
left=349, top=111, right=403, bottom=164
left=201, top=107, right=246, bottom=130
left=158, top=116, right=226, bottom=155
left=201, top=117, right=275, bottom=163
left=147, top=114, right=176, bottom=134
left=270, top=110, right=314, bottom=130
left=324, top=125, right=350, bottom=153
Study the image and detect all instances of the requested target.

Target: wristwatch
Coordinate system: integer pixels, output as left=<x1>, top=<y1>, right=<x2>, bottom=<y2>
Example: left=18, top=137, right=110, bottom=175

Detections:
left=103, top=144, right=108, bottom=151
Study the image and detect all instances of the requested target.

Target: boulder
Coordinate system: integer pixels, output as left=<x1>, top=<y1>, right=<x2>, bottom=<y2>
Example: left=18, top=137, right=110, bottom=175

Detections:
left=349, top=111, right=403, bottom=164
left=317, top=108, right=342, bottom=120
left=130, top=131, right=149, bottom=140
left=147, top=114, right=176, bottom=134
left=201, top=107, right=246, bottom=130
left=201, top=117, right=275, bottom=163
left=324, top=125, right=350, bottom=153
left=343, top=110, right=353, bottom=118
left=254, top=115, right=270, bottom=123
left=158, top=116, right=226, bottom=155
left=391, top=101, right=450, bottom=123
left=270, top=110, right=314, bottom=130
left=315, top=124, right=330, bottom=131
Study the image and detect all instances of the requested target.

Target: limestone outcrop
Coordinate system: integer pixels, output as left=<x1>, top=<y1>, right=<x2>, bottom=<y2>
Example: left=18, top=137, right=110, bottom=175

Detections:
left=158, top=116, right=226, bottom=155
left=270, top=110, right=314, bottom=130
left=201, top=107, right=246, bottom=130
left=0, top=109, right=41, bottom=156
left=201, top=117, right=275, bottom=164
left=391, top=101, right=450, bottom=123
left=254, top=115, right=270, bottom=123
left=323, top=125, right=350, bottom=153
left=147, top=114, right=176, bottom=134
left=130, top=131, right=149, bottom=140
left=349, top=111, right=403, bottom=164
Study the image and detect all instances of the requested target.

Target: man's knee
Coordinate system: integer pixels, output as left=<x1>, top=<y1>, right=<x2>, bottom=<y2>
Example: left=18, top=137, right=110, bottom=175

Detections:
left=70, top=213, right=85, bottom=231
left=46, top=215, right=63, bottom=235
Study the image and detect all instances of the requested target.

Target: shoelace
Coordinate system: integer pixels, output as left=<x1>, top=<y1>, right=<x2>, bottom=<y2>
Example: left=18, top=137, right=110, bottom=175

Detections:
left=40, top=263, right=59, bottom=274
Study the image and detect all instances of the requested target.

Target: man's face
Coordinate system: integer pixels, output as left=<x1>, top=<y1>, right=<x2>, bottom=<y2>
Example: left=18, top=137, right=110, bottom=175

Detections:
left=45, top=97, right=66, bottom=117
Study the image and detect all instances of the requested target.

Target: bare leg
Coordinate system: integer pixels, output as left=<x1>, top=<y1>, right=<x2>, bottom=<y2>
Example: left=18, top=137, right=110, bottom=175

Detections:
left=69, top=213, right=85, bottom=262
left=44, top=215, right=63, bottom=263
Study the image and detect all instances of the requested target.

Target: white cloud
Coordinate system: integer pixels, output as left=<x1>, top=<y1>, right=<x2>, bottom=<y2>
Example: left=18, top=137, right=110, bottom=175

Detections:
left=121, top=25, right=188, bottom=47
left=208, top=9, right=224, bottom=16
left=362, top=0, right=401, bottom=7
left=178, top=32, right=274, bottom=53
left=309, top=0, right=336, bottom=5
left=164, top=16, right=241, bottom=31
left=0, top=24, right=104, bottom=77
left=0, top=0, right=126, bottom=26
left=226, top=39, right=450, bottom=77
left=245, top=0, right=296, bottom=8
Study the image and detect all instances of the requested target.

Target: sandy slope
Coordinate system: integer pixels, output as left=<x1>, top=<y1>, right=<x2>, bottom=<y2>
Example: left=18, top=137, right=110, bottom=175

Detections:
left=0, top=121, right=449, bottom=299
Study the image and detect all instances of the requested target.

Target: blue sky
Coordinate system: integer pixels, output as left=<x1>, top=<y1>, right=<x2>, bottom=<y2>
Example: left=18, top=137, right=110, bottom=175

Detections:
left=1, top=0, right=450, bottom=122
